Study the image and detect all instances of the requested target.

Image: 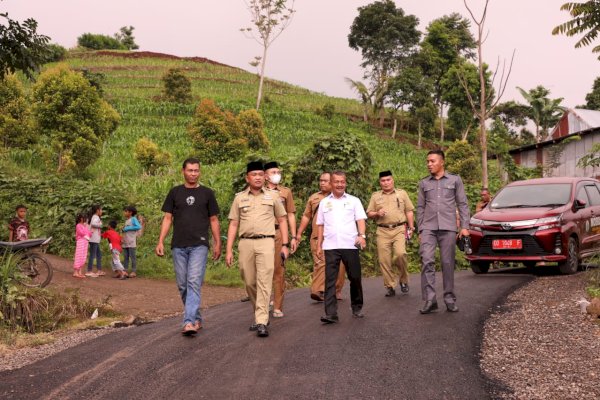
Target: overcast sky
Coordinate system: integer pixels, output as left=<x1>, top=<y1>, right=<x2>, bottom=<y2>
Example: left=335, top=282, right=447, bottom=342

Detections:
left=4, top=0, right=599, bottom=107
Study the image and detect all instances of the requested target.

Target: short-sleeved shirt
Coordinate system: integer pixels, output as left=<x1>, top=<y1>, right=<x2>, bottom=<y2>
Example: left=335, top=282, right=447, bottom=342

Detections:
left=89, top=214, right=103, bottom=243
left=101, top=229, right=122, bottom=252
left=367, top=188, right=415, bottom=226
left=302, top=191, right=327, bottom=239
left=228, top=187, right=287, bottom=237
left=161, top=185, right=220, bottom=248
left=417, top=173, right=470, bottom=233
left=268, top=185, right=296, bottom=221
left=8, top=218, right=29, bottom=242
left=316, top=192, right=367, bottom=250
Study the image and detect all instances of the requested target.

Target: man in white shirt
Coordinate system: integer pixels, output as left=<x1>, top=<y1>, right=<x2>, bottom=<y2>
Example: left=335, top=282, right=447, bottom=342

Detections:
left=316, top=170, right=368, bottom=323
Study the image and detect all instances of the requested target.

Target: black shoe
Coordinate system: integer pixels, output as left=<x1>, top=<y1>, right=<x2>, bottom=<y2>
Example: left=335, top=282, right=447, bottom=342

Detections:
left=310, top=292, right=324, bottom=302
left=249, top=321, right=270, bottom=331
left=256, top=324, right=269, bottom=337
left=352, top=310, right=364, bottom=318
left=385, top=287, right=396, bottom=297
left=419, top=300, right=438, bottom=314
left=240, top=296, right=250, bottom=302
left=320, top=315, right=339, bottom=324
left=400, top=283, right=409, bottom=293
left=446, top=303, right=459, bottom=312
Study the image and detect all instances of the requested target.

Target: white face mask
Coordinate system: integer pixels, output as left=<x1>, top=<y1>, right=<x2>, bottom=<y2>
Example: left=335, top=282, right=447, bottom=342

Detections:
left=270, top=174, right=282, bottom=185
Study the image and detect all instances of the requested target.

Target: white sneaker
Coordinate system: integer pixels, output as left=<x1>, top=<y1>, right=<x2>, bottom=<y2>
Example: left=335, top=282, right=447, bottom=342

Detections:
left=85, top=272, right=98, bottom=278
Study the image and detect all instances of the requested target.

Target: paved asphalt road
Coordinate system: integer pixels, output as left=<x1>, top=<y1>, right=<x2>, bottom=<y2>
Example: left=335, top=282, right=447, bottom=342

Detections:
left=0, top=270, right=531, bottom=400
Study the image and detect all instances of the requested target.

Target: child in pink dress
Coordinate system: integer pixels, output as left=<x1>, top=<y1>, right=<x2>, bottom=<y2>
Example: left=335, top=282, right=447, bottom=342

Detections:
left=73, top=213, right=91, bottom=278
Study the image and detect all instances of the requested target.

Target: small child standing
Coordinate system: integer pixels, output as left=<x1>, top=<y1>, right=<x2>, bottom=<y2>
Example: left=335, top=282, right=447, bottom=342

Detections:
left=102, top=220, right=128, bottom=280
left=122, top=206, right=141, bottom=278
left=8, top=205, right=30, bottom=242
left=87, top=204, right=105, bottom=277
left=73, top=213, right=91, bottom=279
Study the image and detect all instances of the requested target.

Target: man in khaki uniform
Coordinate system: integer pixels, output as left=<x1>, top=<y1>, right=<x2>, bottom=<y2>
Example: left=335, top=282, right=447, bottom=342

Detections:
left=295, top=172, right=346, bottom=302
left=226, top=161, right=289, bottom=338
left=264, top=161, right=296, bottom=318
left=367, top=170, right=415, bottom=297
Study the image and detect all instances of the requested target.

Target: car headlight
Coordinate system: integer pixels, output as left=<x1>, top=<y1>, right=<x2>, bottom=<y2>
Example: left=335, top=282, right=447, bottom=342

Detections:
left=536, top=215, right=561, bottom=230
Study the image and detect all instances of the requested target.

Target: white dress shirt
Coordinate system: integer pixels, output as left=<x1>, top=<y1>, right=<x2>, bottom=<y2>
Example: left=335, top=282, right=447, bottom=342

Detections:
left=316, top=192, right=367, bottom=250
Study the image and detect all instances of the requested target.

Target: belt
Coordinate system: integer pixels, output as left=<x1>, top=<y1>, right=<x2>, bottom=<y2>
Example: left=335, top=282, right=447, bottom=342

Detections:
left=240, top=235, right=275, bottom=240
left=377, top=222, right=406, bottom=229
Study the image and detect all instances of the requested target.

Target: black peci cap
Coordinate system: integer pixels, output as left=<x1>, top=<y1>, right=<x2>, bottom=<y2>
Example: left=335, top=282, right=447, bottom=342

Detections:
left=246, top=161, right=264, bottom=173
left=379, top=170, right=393, bottom=178
left=263, top=161, right=279, bottom=171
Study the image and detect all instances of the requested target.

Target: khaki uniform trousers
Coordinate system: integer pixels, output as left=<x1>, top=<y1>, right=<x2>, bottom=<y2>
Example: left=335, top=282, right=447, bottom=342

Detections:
left=239, top=237, right=275, bottom=325
left=272, top=229, right=286, bottom=311
left=310, top=238, right=345, bottom=298
left=376, top=226, right=408, bottom=288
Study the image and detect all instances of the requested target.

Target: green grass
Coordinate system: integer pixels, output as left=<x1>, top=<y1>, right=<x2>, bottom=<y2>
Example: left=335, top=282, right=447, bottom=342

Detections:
left=6, top=50, right=437, bottom=284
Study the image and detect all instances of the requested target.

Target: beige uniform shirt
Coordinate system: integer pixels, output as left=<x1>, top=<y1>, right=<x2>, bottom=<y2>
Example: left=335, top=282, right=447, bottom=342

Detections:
left=367, top=188, right=415, bottom=225
left=302, top=191, right=327, bottom=239
left=228, top=187, right=287, bottom=237
left=268, top=185, right=296, bottom=222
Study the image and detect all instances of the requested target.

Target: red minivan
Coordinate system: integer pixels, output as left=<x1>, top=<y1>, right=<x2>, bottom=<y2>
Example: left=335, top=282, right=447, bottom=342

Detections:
left=466, top=177, right=600, bottom=274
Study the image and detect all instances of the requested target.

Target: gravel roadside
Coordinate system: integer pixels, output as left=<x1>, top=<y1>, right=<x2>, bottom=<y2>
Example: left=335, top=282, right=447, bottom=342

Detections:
left=482, top=272, right=600, bottom=399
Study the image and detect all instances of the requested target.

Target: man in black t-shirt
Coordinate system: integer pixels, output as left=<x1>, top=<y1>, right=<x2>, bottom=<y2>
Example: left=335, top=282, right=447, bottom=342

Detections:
left=156, top=158, right=222, bottom=336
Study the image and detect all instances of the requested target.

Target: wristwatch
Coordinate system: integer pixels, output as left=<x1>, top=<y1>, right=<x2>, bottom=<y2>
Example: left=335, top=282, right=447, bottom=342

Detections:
left=281, top=243, right=289, bottom=247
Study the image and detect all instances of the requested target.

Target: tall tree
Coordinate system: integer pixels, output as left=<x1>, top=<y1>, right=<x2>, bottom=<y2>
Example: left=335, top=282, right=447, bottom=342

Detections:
left=552, top=1, right=600, bottom=59
left=460, top=0, right=514, bottom=189
left=348, top=0, right=420, bottom=126
left=517, top=85, right=564, bottom=142
left=242, top=0, right=295, bottom=110
left=418, top=13, right=476, bottom=141
left=585, top=76, right=600, bottom=109
left=0, top=13, right=49, bottom=80
left=115, top=26, right=139, bottom=50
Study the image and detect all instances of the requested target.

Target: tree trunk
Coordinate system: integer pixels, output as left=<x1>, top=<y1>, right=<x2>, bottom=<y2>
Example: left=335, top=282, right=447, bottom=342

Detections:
left=256, top=44, right=269, bottom=110
left=363, top=103, right=368, bottom=122
left=477, top=32, right=488, bottom=189
left=379, top=108, right=385, bottom=128
left=418, top=120, right=422, bottom=149
left=461, top=121, right=472, bottom=141
left=439, top=103, right=445, bottom=142
left=392, top=117, right=397, bottom=138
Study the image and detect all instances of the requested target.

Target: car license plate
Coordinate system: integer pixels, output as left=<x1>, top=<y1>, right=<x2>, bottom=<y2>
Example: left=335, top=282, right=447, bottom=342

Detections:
left=492, top=239, right=522, bottom=250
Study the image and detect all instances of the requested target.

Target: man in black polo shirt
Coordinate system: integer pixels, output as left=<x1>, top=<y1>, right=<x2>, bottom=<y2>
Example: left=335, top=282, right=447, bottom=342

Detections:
left=156, top=158, right=222, bottom=335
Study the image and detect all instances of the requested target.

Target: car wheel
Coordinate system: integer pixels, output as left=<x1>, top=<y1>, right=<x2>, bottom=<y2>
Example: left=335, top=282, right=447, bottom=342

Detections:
left=558, top=237, right=579, bottom=275
left=470, top=261, right=490, bottom=274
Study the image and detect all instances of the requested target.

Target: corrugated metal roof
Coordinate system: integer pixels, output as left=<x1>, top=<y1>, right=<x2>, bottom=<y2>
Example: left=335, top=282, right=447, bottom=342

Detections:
left=571, top=108, right=600, bottom=130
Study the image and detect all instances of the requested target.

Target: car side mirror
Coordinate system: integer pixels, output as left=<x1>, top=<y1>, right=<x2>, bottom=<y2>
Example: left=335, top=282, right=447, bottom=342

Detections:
left=573, top=199, right=586, bottom=211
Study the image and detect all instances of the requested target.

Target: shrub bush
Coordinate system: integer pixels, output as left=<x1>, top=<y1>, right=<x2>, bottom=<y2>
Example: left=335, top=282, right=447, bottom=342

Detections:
left=32, top=65, right=120, bottom=173
left=237, top=109, right=269, bottom=151
left=80, top=69, right=106, bottom=96
left=445, top=140, right=481, bottom=185
left=134, top=137, right=171, bottom=175
left=161, top=68, right=192, bottom=103
left=43, top=43, right=68, bottom=63
left=77, top=33, right=125, bottom=50
left=0, top=74, right=35, bottom=148
left=187, top=99, right=247, bottom=164
left=315, top=103, right=335, bottom=119
left=292, top=131, right=374, bottom=201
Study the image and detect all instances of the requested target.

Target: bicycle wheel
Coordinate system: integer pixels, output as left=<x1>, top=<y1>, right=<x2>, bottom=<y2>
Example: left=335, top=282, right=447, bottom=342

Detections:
left=18, top=253, right=53, bottom=288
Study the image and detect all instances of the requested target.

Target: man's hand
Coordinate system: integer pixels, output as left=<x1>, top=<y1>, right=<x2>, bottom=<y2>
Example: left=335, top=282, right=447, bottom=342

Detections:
left=458, top=228, right=470, bottom=238
left=281, top=246, right=290, bottom=260
left=212, top=243, right=222, bottom=261
left=225, top=251, right=234, bottom=268
left=354, top=236, right=366, bottom=250
left=290, top=238, right=298, bottom=253
left=155, top=242, right=164, bottom=257
left=377, top=209, right=387, bottom=217
left=317, top=246, right=324, bottom=260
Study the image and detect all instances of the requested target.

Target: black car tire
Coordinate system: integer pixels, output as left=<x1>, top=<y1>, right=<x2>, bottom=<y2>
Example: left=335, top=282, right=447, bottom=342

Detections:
left=558, top=237, right=579, bottom=275
left=470, top=261, right=490, bottom=274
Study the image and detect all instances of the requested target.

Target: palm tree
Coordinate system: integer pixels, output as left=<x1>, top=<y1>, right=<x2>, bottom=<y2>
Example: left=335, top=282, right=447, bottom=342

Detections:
left=345, top=77, right=372, bottom=122
left=552, top=1, right=600, bottom=60
left=517, top=86, right=564, bottom=142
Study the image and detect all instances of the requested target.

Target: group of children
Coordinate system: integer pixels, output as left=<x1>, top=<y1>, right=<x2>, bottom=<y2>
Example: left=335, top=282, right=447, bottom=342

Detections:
left=73, top=205, right=142, bottom=279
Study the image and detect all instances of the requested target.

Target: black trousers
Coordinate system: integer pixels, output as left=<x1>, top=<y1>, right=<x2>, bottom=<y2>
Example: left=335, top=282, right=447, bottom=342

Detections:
left=324, top=249, right=363, bottom=316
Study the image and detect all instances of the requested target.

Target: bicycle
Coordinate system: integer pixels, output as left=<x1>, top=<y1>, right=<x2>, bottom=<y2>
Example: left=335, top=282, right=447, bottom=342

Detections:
left=0, top=237, right=53, bottom=288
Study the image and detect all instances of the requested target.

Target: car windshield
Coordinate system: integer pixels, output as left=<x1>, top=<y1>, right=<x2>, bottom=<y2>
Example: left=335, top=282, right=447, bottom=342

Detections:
left=490, top=184, right=571, bottom=209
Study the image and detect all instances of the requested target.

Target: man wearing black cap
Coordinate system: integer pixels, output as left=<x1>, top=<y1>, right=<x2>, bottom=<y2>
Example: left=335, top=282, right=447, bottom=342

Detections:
left=263, top=161, right=296, bottom=318
left=367, top=171, right=415, bottom=297
left=226, top=161, right=289, bottom=337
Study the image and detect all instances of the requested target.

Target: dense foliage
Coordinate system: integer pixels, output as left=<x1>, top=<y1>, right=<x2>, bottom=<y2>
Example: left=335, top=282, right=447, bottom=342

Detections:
left=0, top=13, right=50, bottom=79
left=0, top=74, right=35, bottom=148
left=77, top=33, right=125, bottom=50
left=445, top=140, right=482, bottom=184
left=134, top=137, right=171, bottom=175
left=161, top=68, right=192, bottom=103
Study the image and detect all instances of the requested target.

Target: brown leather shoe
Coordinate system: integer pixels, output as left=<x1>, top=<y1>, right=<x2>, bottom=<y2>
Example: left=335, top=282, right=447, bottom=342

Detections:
left=129, top=272, right=137, bottom=278
left=310, top=292, right=324, bottom=302
left=181, top=323, right=197, bottom=336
